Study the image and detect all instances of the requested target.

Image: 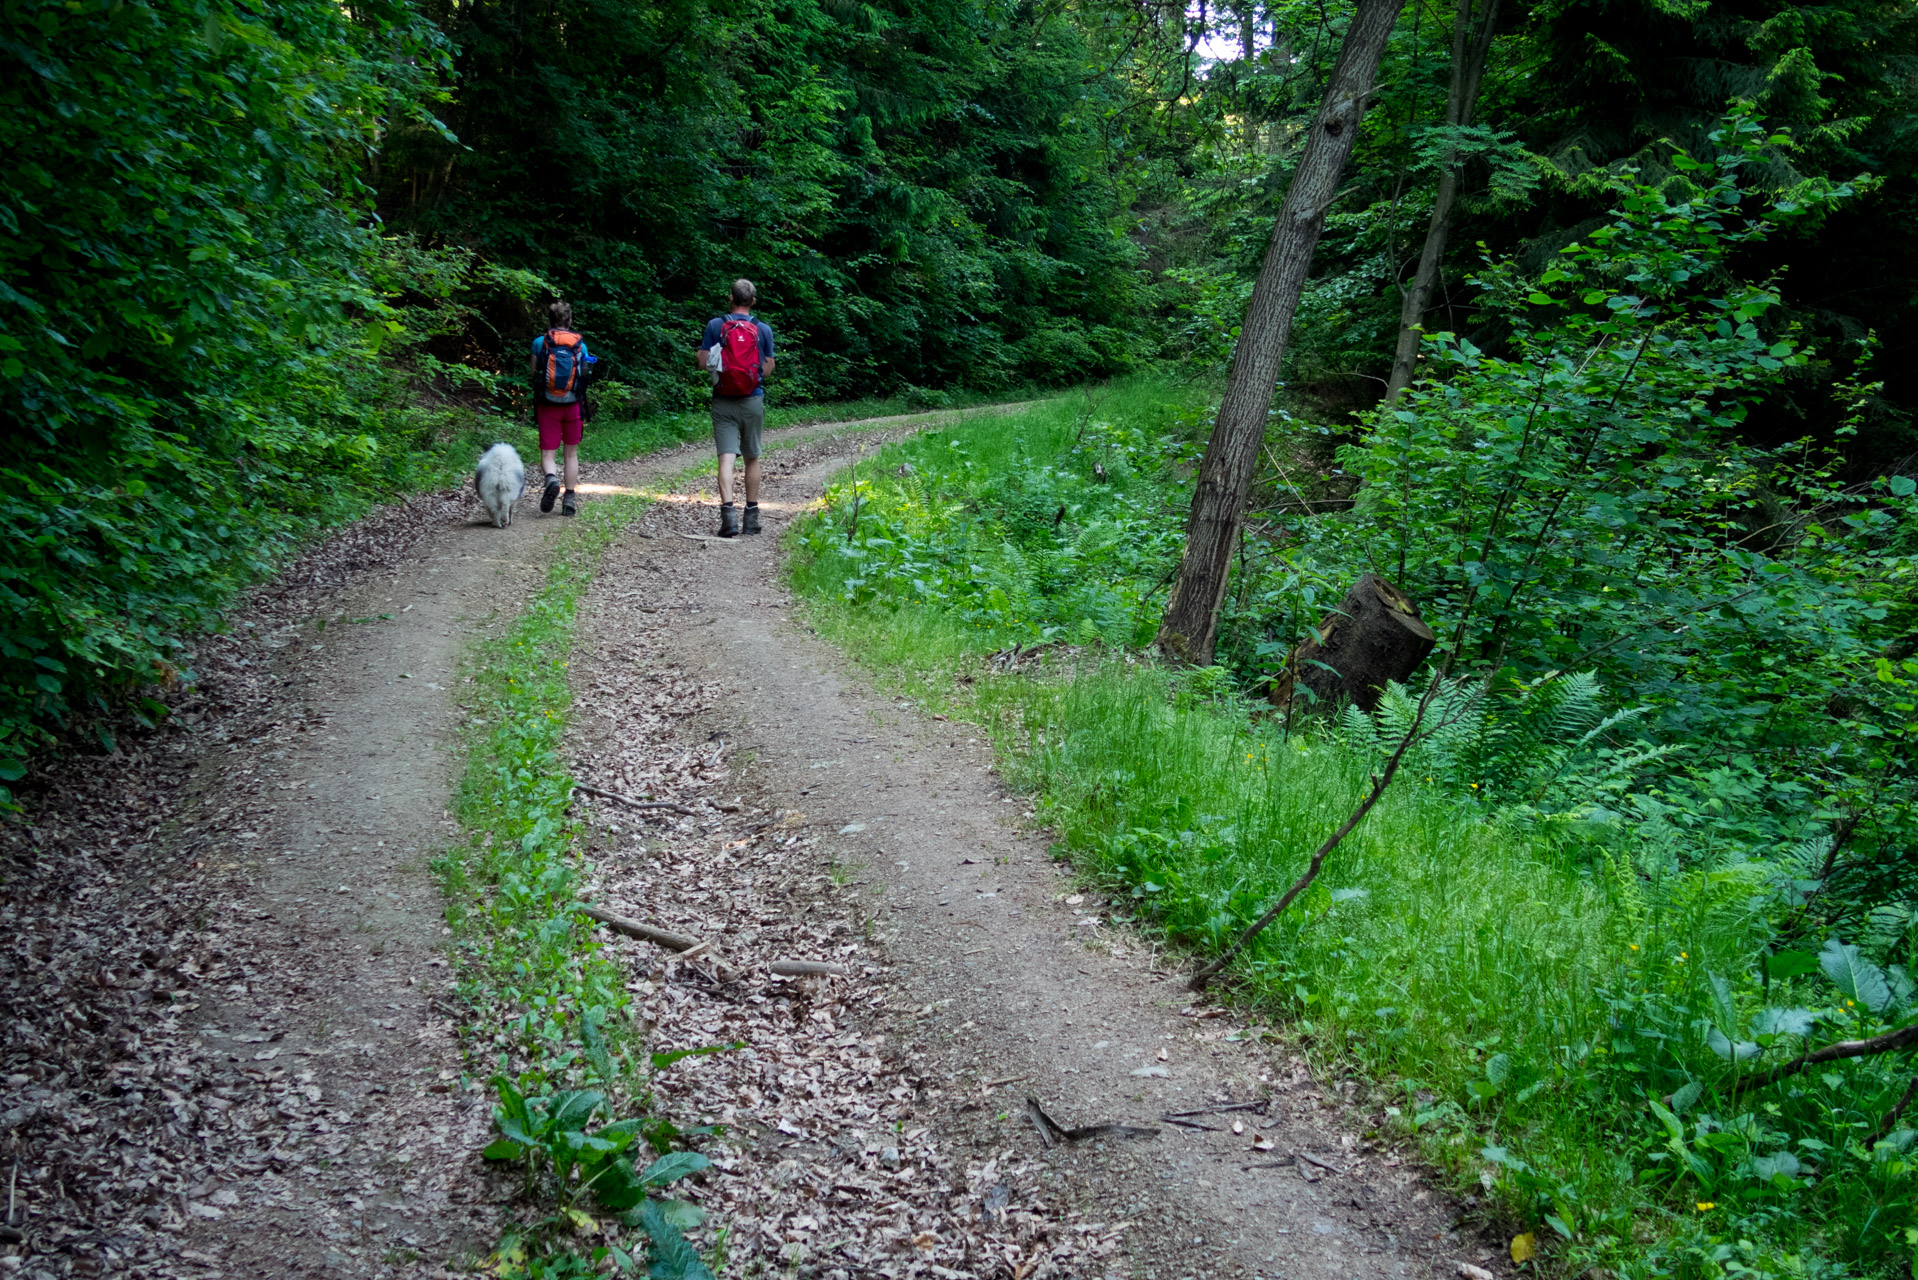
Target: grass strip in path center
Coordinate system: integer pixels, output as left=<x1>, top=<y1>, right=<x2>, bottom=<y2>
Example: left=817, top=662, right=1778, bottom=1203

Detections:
left=433, top=485, right=721, bottom=1280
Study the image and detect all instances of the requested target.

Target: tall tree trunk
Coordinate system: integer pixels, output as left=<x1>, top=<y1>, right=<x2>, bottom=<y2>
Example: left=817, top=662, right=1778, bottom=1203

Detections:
left=1155, top=0, right=1407, bottom=665
left=1382, top=0, right=1498, bottom=404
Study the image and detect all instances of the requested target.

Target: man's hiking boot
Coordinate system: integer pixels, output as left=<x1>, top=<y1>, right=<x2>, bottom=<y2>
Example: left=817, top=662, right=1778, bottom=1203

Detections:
left=561, top=490, right=578, bottom=517
left=742, top=504, right=761, bottom=535
left=541, top=473, right=560, bottom=513
left=718, top=503, right=739, bottom=538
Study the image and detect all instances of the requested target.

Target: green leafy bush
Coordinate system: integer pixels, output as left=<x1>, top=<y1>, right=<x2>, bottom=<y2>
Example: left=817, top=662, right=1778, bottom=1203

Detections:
left=0, top=0, right=447, bottom=785
left=383, top=0, right=1151, bottom=404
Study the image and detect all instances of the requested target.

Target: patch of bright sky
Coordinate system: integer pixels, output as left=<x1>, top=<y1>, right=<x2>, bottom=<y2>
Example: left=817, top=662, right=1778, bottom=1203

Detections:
left=1194, top=29, right=1246, bottom=64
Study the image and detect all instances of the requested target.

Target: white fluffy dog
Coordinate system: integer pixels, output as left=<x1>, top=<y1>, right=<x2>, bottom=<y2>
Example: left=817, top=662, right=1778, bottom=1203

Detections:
left=474, top=442, right=526, bottom=528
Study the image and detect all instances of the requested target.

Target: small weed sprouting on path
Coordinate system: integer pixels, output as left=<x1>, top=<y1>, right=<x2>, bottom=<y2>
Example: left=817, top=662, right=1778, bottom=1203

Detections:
left=434, top=493, right=719, bottom=1280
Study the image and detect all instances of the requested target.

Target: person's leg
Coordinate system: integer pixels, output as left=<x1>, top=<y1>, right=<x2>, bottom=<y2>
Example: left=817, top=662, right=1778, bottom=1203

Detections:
left=559, top=407, right=585, bottom=515
left=739, top=397, right=765, bottom=534
left=560, top=445, right=581, bottom=515
left=536, top=405, right=562, bottom=512
left=712, top=401, right=742, bottom=535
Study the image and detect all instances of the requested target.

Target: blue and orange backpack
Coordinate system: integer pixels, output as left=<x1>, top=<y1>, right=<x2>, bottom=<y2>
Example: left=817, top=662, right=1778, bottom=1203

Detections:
left=533, top=328, right=585, bottom=404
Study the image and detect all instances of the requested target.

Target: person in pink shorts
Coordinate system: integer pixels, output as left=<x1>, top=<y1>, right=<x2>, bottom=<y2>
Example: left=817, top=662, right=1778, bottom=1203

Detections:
left=530, top=300, right=592, bottom=517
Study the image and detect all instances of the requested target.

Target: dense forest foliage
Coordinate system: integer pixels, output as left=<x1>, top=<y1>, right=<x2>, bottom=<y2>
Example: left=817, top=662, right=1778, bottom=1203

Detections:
left=6, top=0, right=1918, bottom=1274
left=6, top=0, right=1916, bottom=764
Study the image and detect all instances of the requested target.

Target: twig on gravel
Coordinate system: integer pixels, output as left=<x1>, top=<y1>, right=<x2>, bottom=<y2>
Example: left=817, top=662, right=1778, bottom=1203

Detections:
left=572, top=782, right=694, bottom=815
left=1027, top=1097, right=1059, bottom=1150
left=1160, top=1117, right=1222, bottom=1132
left=575, top=903, right=704, bottom=951
left=1162, top=1101, right=1266, bottom=1118
left=1025, top=1096, right=1159, bottom=1149
left=769, top=960, right=850, bottom=977
left=1297, top=1150, right=1346, bottom=1175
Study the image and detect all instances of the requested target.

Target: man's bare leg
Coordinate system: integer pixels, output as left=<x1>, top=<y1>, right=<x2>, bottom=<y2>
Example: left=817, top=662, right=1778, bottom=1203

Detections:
left=717, top=453, right=737, bottom=505
left=541, top=448, right=559, bottom=482
left=563, top=443, right=580, bottom=491
left=743, top=458, right=761, bottom=505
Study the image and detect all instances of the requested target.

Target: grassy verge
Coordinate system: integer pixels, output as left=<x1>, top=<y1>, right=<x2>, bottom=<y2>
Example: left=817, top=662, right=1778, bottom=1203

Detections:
left=434, top=488, right=722, bottom=1279
left=783, top=383, right=1917, bottom=1280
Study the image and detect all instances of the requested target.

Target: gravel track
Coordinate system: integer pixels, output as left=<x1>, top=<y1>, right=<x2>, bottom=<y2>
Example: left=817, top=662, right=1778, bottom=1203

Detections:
left=0, top=406, right=1493, bottom=1280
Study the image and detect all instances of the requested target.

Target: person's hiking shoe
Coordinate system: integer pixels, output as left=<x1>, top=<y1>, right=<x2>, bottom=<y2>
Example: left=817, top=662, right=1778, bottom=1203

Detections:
left=561, top=490, right=578, bottom=517
left=540, top=473, right=560, bottom=513
left=718, top=503, right=739, bottom=538
left=742, top=503, right=762, bottom=535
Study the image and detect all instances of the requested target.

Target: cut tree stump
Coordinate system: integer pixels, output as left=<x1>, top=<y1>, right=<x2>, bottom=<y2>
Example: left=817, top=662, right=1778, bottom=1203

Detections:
left=1275, top=573, right=1435, bottom=713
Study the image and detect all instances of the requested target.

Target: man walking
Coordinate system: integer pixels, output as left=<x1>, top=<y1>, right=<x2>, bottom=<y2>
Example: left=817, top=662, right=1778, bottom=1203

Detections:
left=531, top=299, right=592, bottom=517
left=696, top=280, right=775, bottom=537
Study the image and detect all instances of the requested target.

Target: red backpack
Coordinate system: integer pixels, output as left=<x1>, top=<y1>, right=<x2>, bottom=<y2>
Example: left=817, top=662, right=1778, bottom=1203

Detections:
left=535, top=328, right=585, bottom=404
left=714, top=316, right=762, bottom=397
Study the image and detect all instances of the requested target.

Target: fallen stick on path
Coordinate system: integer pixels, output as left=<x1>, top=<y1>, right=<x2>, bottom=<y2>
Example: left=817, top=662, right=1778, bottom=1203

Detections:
left=572, top=783, right=694, bottom=816
left=768, top=960, right=849, bottom=977
left=1161, top=1101, right=1266, bottom=1118
left=575, top=903, right=702, bottom=951
left=1297, top=1150, right=1346, bottom=1175
left=1025, top=1096, right=1159, bottom=1150
left=577, top=904, right=740, bottom=980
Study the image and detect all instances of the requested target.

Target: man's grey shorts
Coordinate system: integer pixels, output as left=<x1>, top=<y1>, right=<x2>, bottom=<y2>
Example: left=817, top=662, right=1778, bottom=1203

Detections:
left=711, top=395, right=765, bottom=460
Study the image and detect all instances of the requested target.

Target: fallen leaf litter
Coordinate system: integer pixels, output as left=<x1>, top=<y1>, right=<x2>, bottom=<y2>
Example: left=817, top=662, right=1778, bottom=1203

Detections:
left=561, top=441, right=1134, bottom=1278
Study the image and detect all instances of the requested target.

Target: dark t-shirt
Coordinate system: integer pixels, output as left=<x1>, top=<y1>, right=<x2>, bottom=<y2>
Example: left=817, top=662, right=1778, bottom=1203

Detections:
left=699, top=312, right=775, bottom=398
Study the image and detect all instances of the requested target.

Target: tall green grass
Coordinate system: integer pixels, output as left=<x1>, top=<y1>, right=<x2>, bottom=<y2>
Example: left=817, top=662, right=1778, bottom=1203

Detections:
left=986, top=663, right=1758, bottom=1250
left=785, top=382, right=1918, bottom=1280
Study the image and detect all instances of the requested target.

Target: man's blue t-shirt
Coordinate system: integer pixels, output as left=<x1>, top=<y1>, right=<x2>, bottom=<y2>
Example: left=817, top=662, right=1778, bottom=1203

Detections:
left=699, top=312, right=775, bottom=398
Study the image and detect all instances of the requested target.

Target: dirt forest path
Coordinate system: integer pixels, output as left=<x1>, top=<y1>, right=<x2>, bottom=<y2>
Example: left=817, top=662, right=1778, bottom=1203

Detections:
left=556, top=430, right=1484, bottom=1280
left=0, top=409, right=1009, bottom=1280
left=0, top=407, right=1494, bottom=1280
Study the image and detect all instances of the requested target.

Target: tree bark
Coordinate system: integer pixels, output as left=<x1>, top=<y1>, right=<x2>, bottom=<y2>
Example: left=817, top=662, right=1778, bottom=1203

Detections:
left=1156, top=0, right=1408, bottom=665
left=1383, top=0, right=1499, bottom=404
